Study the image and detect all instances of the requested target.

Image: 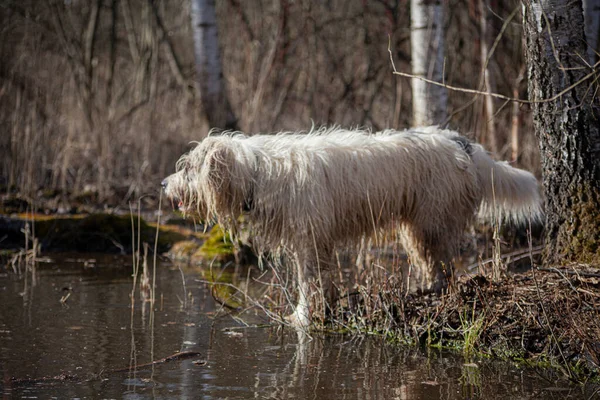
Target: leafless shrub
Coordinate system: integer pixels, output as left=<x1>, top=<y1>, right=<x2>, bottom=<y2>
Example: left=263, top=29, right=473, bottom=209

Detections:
left=0, top=0, right=538, bottom=206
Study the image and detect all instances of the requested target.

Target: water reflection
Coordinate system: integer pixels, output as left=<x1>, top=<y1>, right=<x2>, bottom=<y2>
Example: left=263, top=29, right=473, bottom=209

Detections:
left=0, top=255, right=594, bottom=399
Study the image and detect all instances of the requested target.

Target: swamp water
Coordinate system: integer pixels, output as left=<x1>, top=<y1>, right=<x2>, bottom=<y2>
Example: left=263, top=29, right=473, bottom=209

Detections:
left=0, top=254, right=594, bottom=399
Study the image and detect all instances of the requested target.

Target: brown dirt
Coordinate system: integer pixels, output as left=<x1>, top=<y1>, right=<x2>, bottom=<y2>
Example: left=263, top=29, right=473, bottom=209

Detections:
left=333, top=266, right=600, bottom=379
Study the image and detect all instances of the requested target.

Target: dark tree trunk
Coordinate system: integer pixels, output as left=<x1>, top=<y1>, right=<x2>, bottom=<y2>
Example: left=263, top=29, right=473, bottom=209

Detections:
left=523, top=0, right=600, bottom=265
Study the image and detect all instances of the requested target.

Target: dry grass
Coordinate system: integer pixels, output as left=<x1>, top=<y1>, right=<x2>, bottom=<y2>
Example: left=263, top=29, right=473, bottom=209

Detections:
left=319, top=254, right=600, bottom=380
left=191, top=230, right=599, bottom=381
left=1, top=0, right=539, bottom=207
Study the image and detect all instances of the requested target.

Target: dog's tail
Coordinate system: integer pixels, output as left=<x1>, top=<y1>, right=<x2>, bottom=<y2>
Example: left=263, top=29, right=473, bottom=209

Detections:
left=472, top=144, right=543, bottom=225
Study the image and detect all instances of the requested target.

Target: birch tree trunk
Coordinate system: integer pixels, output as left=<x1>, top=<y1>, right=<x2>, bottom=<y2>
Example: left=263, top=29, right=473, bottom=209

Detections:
left=523, top=0, right=600, bottom=265
left=190, top=0, right=236, bottom=130
left=410, top=0, right=447, bottom=126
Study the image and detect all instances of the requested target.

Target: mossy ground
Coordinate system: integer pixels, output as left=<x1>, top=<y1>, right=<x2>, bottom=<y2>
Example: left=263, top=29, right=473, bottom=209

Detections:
left=197, top=225, right=236, bottom=263
left=548, top=185, right=600, bottom=265
left=166, top=225, right=241, bottom=265
left=320, top=268, right=600, bottom=382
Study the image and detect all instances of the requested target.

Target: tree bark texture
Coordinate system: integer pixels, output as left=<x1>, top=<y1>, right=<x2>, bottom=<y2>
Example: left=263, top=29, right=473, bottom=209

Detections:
left=523, top=0, right=600, bottom=265
left=190, top=0, right=236, bottom=130
left=410, top=0, right=447, bottom=126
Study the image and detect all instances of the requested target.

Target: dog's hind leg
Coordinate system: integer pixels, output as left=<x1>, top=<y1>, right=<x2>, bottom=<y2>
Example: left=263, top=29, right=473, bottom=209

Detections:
left=400, top=226, right=451, bottom=294
left=313, top=251, right=339, bottom=322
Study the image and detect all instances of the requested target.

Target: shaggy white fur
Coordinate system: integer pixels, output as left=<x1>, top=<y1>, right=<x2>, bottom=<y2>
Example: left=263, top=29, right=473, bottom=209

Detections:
left=162, top=126, right=542, bottom=327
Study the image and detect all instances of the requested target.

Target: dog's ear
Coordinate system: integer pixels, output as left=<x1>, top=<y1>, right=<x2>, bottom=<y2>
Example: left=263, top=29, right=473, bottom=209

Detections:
left=203, top=141, right=251, bottom=218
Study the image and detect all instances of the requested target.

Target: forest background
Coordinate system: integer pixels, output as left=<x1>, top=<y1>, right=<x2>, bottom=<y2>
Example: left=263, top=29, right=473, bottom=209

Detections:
left=0, top=0, right=543, bottom=208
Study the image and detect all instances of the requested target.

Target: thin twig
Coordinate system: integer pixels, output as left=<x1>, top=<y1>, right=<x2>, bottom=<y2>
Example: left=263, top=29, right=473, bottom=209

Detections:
left=531, top=265, right=573, bottom=379
left=467, top=245, right=544, bottom=271
left=388, top=36, right=599, bottom=105
left=537, top=268, right=600, bottom=279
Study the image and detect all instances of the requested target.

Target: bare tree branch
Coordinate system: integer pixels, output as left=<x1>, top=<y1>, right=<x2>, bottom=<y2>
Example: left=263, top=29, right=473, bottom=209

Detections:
left=389, top=35, right=599, bottom=105
left=147, top=0, right=193, bottom=95
left=121, top=0, right=140, bottom=63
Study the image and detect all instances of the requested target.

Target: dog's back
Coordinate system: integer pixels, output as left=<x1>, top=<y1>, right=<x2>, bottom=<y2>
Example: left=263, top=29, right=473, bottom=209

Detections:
left=240, top=128, right=481, bottom=252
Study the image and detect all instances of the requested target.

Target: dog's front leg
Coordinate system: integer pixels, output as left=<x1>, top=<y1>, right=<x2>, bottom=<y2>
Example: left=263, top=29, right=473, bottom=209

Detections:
left=285, top=255, right=312, bottom=328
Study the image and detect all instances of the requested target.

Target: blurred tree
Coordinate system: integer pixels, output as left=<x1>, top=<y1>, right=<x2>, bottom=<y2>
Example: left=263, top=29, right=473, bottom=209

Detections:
left=190, top=0, right=237, bottom=130
left=410, top=0, right=447, bottom=126
left=478, top=0, right=497, bottom=153
left=0, top=1, right=538, bottom=205
left=583, top=0, right=600, bottom=65
left=523, top=0, right=600, bottom=265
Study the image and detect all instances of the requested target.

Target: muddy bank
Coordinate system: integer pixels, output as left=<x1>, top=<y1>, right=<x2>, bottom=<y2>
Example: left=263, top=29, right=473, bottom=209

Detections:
left=0, top=193, right=253, bottom=263
left=0, top=213, right=204, bottom=254
left=330, top=267, right=600, bottom=380
left=0, top=211, right=256, bottom=272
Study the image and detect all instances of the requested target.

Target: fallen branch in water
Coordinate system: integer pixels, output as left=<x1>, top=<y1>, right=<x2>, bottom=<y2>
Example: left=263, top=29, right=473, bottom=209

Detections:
left=10, top=373, right=80, bottom=386
left=112, top=351, right=203, bottom=372
left=10, top=351, right=204, bottom=386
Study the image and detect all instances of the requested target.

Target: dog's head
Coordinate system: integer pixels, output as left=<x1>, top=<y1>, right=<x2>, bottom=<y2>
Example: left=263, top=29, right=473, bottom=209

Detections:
left=162, top=136, right=255, bottom=222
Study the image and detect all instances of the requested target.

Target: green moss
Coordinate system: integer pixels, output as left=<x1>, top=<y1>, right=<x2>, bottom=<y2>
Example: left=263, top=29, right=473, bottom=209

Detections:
left=197, top=225, right=236, bottom=264
left=324, top=322, right=597, bottom=382
left=323, top=291, right=599, bottom=383
left=554, top=185, right=600, bottom=265
left=460, top=309, right=486, bottom=358
left=201, top=268, right=243, bottom=310
left=163, top=224, right=250, bottom=265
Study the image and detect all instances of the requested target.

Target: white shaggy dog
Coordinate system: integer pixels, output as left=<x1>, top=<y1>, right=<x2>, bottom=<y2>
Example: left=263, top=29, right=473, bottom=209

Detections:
left=162, top=127, right=542, bottom=327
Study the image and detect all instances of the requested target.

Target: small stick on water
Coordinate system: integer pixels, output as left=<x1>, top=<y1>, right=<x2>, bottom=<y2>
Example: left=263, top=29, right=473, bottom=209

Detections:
left=113, top=351, right=203, bottom=372
left=10, top=351, right=205, bottom=385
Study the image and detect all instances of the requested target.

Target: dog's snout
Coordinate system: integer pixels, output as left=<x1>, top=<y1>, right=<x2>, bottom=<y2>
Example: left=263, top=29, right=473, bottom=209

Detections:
left=161, top=178, right=168, bottom=190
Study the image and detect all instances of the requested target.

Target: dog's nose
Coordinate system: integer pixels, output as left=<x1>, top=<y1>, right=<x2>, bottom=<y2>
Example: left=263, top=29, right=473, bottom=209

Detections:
left=161, top=179, right=168, bottom=190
